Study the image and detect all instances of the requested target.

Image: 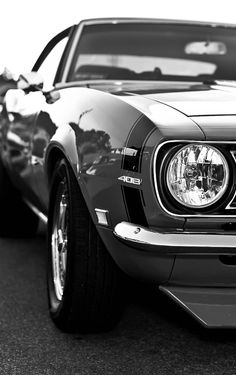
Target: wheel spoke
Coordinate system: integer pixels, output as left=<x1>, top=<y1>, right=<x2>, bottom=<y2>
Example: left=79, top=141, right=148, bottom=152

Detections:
left=51, top=181, right=68, bottom=301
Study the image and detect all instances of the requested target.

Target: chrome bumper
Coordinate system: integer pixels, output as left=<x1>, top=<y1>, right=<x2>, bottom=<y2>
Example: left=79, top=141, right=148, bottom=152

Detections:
left=113, top=222, right=236, bottom=254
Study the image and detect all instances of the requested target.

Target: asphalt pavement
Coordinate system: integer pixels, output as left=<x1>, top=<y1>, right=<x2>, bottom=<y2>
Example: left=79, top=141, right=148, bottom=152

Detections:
left=0, top=232, right=236, bottom=374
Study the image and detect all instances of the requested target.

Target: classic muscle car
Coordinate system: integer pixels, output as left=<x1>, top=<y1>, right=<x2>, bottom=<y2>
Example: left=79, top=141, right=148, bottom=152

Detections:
left=2, top=18, right=236, bottom=332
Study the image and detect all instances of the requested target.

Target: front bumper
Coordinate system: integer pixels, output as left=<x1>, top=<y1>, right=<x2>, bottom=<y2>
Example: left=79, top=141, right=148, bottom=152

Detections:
left=114, top=221, right=236, bottom=254
left=113, top=222, right=236, bottom=327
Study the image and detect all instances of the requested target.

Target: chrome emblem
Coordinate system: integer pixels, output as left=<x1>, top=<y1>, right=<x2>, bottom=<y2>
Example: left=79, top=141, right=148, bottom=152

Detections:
left=118, top=176, right=142, bottom=185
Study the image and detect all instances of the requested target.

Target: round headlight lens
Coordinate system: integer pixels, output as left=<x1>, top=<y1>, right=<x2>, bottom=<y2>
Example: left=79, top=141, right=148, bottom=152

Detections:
left=166, top=144, right=229, bottom=208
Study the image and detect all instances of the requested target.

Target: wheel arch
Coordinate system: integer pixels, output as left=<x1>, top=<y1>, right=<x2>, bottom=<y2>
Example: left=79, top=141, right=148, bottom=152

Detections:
left=46, top=146, right=72, bottom=184
left=45, top=144, right=97, bottom=223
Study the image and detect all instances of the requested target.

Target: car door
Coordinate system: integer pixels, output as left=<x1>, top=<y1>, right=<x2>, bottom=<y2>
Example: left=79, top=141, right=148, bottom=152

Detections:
left=2, top=27, right=73, bottom=210
left=2, top=83, right=45, bottom=202
left=29, top=28, right=73, bottom=213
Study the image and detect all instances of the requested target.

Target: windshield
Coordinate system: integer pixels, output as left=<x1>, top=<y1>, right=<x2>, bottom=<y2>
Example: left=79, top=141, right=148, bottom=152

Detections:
left=67, top=22, right=236, bottom=82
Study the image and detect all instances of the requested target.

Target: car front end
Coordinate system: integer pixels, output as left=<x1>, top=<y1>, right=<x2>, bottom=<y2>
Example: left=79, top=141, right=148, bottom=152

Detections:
left=102, top=80, right=236, bottom=327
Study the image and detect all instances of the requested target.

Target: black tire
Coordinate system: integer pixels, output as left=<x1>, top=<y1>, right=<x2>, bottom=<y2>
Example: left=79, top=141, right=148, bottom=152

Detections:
left=0, top=159, right=39, bottom=237
left=47, top=158, right=124, bottom=333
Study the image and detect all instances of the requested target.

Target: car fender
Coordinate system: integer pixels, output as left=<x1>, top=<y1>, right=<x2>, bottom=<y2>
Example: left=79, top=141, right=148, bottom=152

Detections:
left=43, top=86, right=197, bottom=230
left=44, top=87, right=151, bottom=226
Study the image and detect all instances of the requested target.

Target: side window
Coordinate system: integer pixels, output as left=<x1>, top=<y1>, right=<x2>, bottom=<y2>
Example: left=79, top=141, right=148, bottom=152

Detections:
left=36, top=37, right=68, bottom=91
left=32, top=27, right=72, bottom=91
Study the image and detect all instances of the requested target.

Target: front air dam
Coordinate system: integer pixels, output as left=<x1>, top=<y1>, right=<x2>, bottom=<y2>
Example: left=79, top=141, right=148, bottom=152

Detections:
left=160, top=285, right=236, bottom=328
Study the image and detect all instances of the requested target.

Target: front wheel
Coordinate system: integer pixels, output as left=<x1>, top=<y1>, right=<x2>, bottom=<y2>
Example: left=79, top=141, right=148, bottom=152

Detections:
left=47, top=159, right=124, bottom=333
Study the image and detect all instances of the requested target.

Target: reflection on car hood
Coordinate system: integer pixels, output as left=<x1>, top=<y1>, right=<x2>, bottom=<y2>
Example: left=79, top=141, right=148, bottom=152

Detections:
left=118, top=81, right=236, bottom=116
left=111, top=80, right=236, bottom=140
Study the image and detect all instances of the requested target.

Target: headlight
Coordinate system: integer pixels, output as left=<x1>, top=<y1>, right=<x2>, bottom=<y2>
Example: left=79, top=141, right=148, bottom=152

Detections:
left=166, top=144, right=229, bottom=208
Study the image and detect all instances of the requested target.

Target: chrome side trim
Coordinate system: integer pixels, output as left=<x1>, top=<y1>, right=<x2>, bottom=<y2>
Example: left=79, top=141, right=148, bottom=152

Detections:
left=153, top=139, right=236, bottom=218
left=114, top=221, right=236, bottom=249
left=23, top=199, right=48, bottom=224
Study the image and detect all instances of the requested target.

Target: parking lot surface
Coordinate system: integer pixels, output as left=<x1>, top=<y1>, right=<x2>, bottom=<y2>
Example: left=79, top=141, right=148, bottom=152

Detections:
left=0, top=234, right=236, bottom=374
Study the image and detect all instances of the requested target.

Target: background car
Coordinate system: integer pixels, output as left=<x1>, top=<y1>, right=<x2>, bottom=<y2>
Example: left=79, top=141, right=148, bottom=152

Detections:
left=1, top=18, right=236, bottom=332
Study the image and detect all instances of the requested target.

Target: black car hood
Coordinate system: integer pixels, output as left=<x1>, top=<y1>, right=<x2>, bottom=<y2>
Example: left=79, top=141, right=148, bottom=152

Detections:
left=114, top=81, right=236, bottom=140
left=119, top=81, right=236, bottom=116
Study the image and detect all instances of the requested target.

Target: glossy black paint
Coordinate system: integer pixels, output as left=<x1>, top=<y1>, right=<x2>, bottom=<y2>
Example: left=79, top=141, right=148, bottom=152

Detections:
left=2, top=18, right=236, bottom=295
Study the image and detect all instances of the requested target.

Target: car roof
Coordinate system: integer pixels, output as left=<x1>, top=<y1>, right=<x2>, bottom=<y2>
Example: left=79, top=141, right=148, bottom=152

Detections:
left=78, top=18, right=236, bottom=29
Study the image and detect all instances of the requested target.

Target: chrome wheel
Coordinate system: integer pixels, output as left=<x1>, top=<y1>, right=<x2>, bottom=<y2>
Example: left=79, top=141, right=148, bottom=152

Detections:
left=51, top=180, right=68, bottom=301
left=48, top=159, right=124, bottom=333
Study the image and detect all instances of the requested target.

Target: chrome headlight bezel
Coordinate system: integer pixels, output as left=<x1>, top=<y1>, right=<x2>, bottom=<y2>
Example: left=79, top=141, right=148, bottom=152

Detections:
left=166, top=143, right=230, bottom=209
